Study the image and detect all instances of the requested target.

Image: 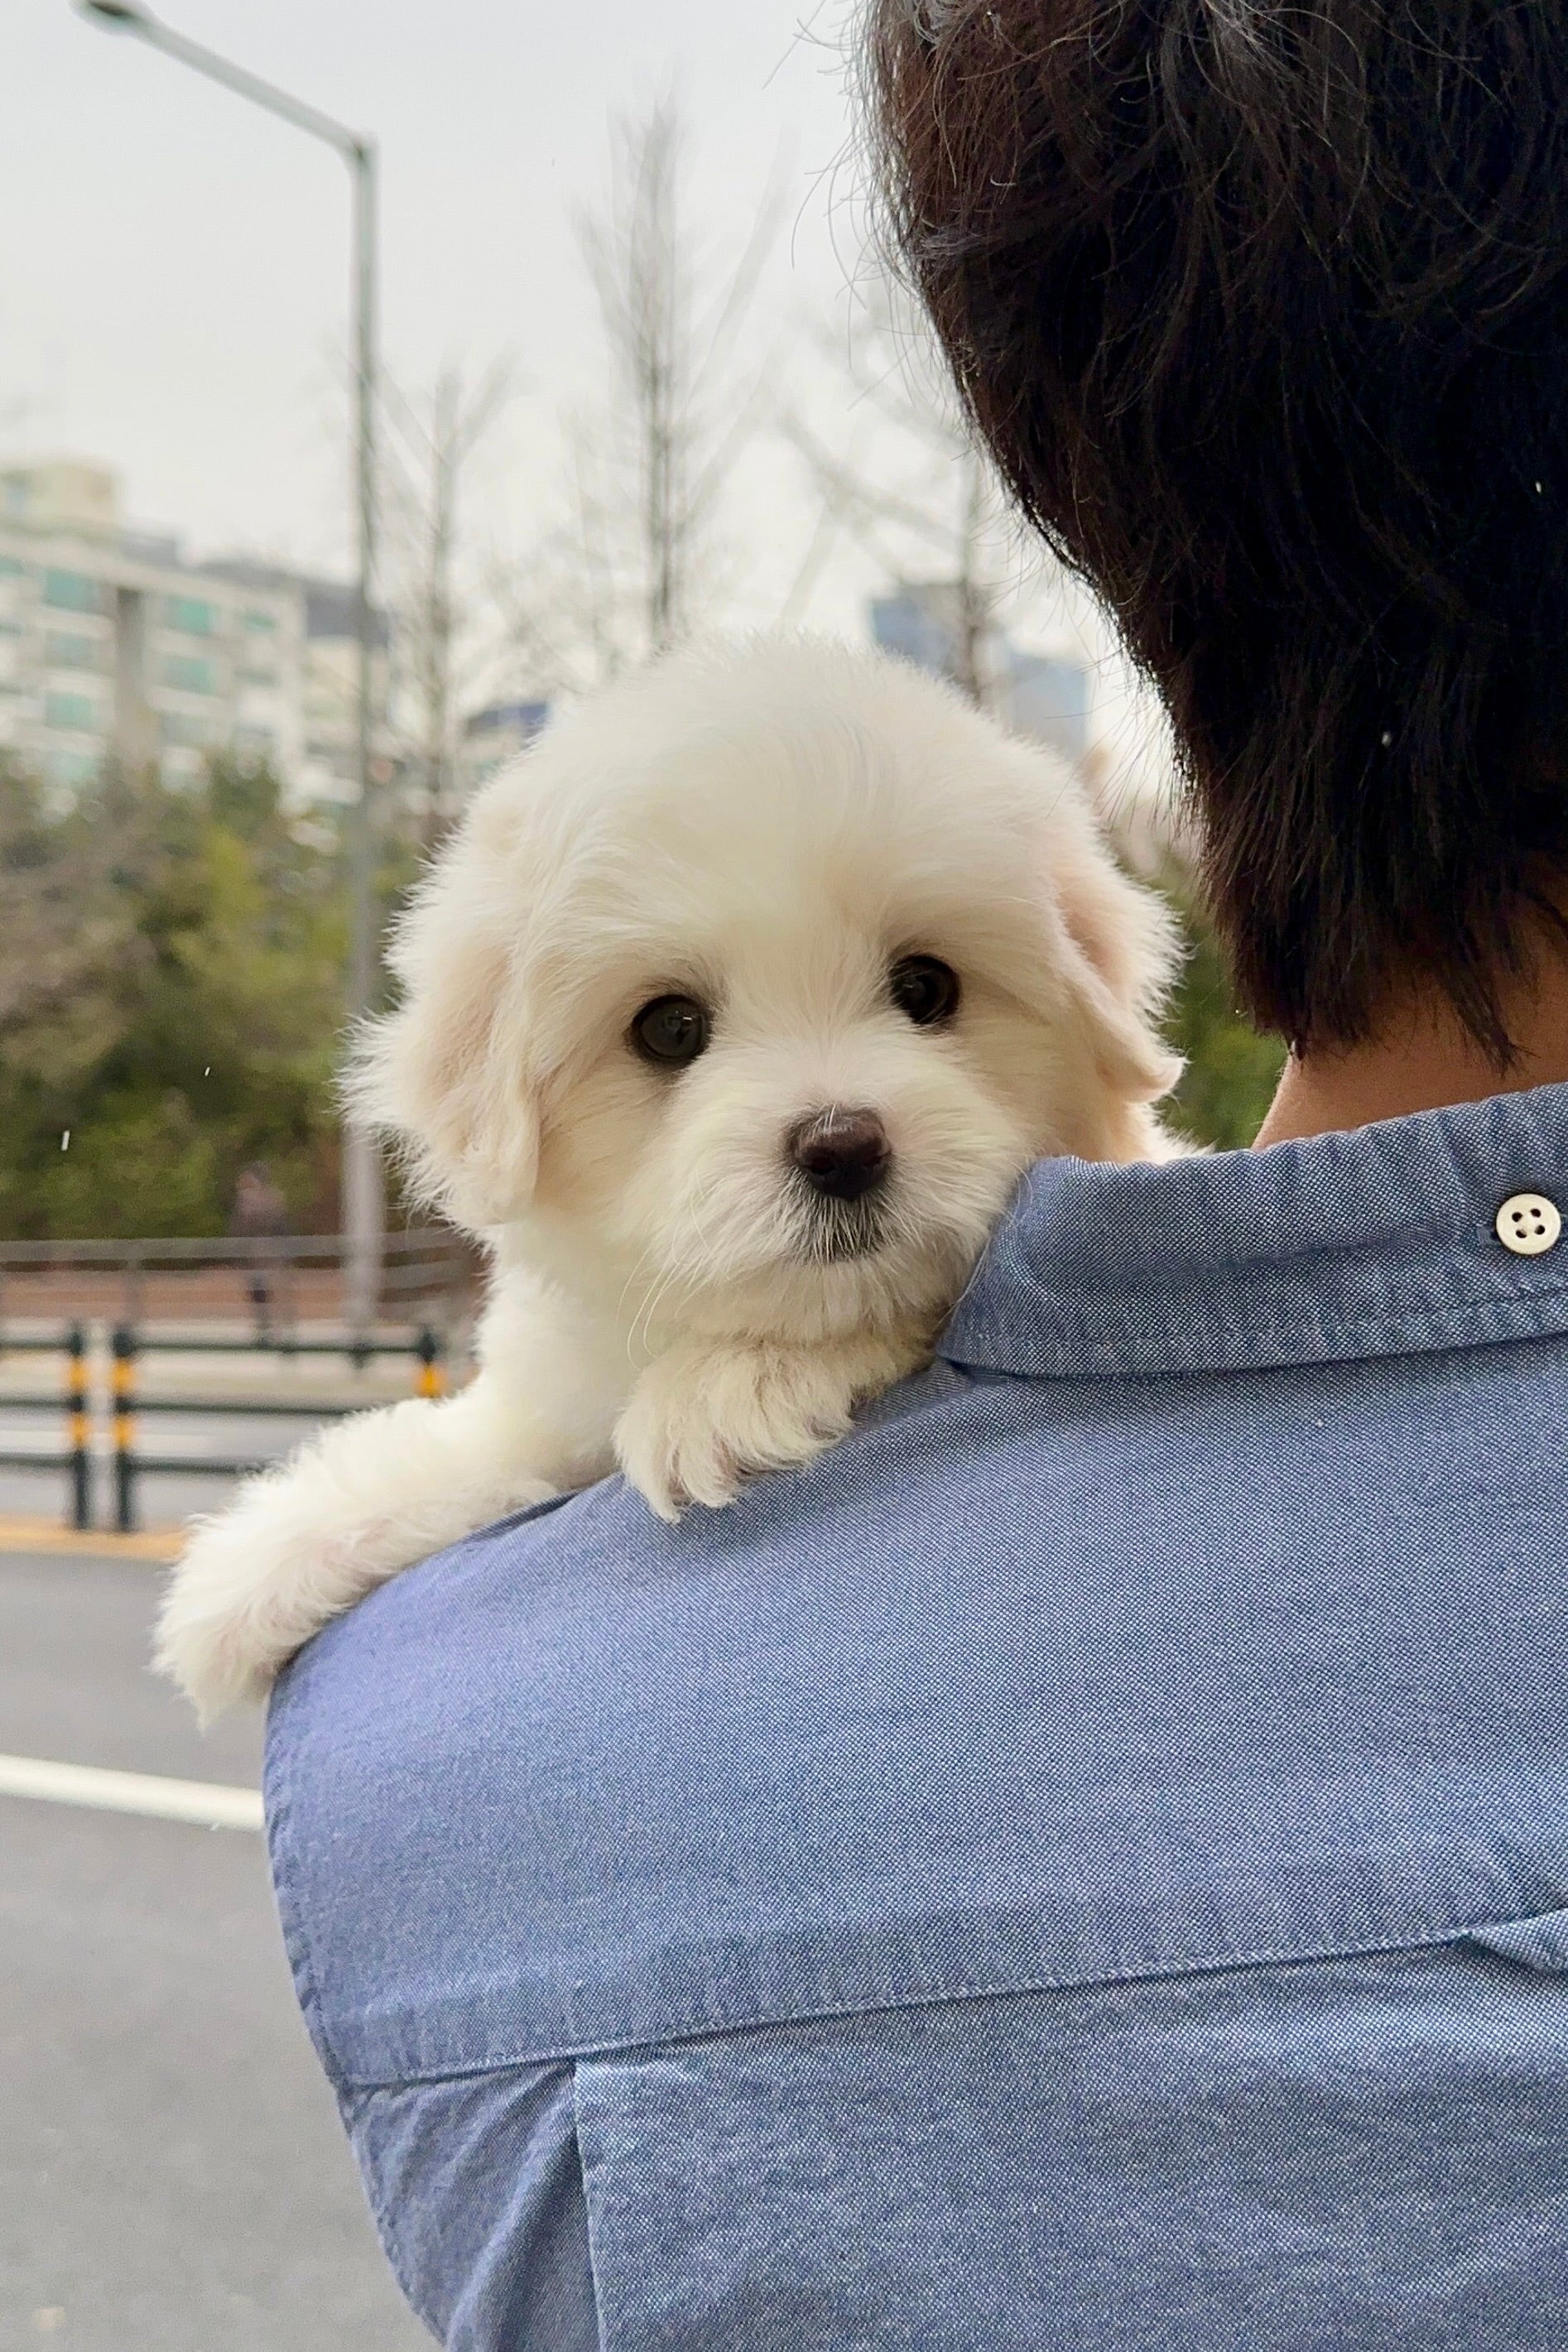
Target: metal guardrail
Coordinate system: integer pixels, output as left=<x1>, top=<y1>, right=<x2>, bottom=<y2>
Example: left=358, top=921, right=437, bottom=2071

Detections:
left=0, top=1323, right=447, bottom=1535
left=0, top=1229, right=474, bottom=1338
left=0, top=1322, right=94, bottom=1528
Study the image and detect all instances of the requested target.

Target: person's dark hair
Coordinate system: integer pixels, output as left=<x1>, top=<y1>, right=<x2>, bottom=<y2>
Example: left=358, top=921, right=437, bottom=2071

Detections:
left=867, top=0, right=1568, bottom=1054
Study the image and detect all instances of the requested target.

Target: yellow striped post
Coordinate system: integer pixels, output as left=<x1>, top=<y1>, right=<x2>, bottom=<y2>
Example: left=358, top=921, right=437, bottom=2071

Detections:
left=111, top=1324, right=137, bottom=1533
left=65, top=1321, right=92, bottom=1532
left=415, top=1326, right=446, bottom=1400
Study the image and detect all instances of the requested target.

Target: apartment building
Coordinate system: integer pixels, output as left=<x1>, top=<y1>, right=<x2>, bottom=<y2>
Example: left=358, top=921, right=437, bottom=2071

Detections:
left=0, top=458, right=383, bottom=801
left=458, top=697, right=551, bottom=798
left=868, top=580, right=1090, bottom=762
left=200, top=560, right=392, bottom=804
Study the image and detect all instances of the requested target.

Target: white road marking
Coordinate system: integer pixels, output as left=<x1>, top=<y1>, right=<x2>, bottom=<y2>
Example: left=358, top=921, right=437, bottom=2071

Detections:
left=0, top=1752, right=262, bottom=1831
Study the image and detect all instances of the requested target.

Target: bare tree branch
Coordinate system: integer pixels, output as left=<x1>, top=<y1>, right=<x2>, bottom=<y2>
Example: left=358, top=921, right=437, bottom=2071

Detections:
left=497, top=101, right=783, bottom=694
left=783, top=276, right=1038, bottom=706
left=379, top=358, right=516, bottom=839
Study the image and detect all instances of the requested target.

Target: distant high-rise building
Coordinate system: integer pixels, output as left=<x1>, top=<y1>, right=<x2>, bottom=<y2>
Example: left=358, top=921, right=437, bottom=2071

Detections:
left=868, top=578, right=1090, bottom=762
left=0, top=456, right=388, bottom=799
left=459, top=699, right=551, bottom=796
left=200, top=558, right=393, bottom=805
left=996, top=647, right=1089, bottom=762
left=868, top=581, right=971, bottom=688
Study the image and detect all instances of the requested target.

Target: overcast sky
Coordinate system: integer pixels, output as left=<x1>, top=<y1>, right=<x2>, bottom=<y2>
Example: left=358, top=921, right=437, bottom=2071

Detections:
left=5, top=0, right=859, bottom=565
left=5, top=0, right=1167, bottom=789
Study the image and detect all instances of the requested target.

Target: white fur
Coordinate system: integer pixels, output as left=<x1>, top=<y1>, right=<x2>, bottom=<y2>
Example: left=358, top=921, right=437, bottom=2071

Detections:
left=157, top=637, right=1181, bottom=1718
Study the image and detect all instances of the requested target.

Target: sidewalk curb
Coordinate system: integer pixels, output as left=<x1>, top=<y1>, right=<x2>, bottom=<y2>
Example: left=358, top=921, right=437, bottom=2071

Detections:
left=0, top=1517, right=182, bottom=1564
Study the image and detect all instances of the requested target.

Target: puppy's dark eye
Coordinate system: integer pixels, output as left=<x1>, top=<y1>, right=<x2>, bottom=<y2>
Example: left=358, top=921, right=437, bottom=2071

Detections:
left=888, top=955, right=960, bottom=1027
left=630, top=994, right=710, bottom=1068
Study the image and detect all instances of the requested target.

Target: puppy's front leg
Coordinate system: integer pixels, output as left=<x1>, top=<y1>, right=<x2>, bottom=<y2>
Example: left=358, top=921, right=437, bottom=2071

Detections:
left=614, top=1330, right=921, bottom=1522
left=156, top=1378, right=557, bottom=1721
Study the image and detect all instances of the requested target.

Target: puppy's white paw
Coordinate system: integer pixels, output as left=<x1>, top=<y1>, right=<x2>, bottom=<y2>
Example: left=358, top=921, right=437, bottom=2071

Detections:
left=156, top=1386, right=559, bottom=1721
left=156, top=1478, right=411, bottom=1723
left=157, top=1508, right=335, bottom=1722
left=613, top=1334, right=916, bottom=1521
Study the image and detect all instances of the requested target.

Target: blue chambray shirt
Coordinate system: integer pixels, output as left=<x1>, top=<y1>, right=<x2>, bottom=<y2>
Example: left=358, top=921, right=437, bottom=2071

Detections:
left=267, top=1085, right=1568, bottom=2350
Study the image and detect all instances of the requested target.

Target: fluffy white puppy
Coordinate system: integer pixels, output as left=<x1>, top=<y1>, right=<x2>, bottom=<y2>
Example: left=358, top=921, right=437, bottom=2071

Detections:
left=158, top=637, right=1180, bottom=1718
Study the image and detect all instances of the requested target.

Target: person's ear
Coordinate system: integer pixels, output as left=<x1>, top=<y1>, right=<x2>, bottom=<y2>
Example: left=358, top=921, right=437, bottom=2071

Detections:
left=347, top=794, right=541, bottom=1233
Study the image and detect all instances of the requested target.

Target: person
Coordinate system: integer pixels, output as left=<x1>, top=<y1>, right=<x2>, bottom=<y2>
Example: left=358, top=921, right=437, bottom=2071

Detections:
left=263, top=5, right=1568, bottom=2343
left=228, top=1161, right=292, bottom=1344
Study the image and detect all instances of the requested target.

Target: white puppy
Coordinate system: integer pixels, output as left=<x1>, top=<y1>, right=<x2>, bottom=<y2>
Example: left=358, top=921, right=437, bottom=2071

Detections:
left=157, top=637, right=1180, bottom=1718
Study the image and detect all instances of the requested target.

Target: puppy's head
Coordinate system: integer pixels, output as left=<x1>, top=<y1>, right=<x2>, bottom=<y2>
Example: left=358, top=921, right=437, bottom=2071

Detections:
left=354, top=638, right=1180, bottom=1349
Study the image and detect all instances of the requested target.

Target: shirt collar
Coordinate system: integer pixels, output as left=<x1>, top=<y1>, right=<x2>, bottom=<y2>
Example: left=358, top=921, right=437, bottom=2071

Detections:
left=940, top=1080, right=1568, bottom=1381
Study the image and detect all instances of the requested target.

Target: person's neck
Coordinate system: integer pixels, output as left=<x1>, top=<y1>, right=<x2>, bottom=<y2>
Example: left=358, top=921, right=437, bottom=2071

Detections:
left=1253, top=921, right=1568, bottom=1147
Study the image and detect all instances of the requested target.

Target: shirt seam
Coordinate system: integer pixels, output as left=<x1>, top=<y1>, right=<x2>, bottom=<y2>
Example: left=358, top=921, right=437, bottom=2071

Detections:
left=942, top=1273, right=1568, bottom=1379
left=322, top=1912, right=1538, bottom=2091
left=263, top=1703, right=345, bottom=2091
left=570, top=2063, right=611, bottom=2352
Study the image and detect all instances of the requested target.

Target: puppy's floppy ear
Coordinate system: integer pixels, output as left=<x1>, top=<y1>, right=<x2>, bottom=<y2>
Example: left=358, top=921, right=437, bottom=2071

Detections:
left=347, top=790, right=541, bottom=1232
left=1039, top=791, right=1184, bottom=1105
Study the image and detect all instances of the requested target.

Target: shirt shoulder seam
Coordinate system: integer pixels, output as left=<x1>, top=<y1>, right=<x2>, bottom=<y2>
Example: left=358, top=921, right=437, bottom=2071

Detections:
left=943, top=1275, right=1568, bottom=1380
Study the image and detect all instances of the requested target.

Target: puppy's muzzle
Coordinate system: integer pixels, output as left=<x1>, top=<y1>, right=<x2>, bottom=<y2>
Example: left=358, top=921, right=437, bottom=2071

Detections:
left=788, top=1109, right=891, bottom=1204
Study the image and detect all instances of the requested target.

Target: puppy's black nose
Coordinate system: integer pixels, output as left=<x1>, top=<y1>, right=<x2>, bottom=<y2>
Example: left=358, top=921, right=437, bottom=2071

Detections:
left=789, top=1109, right=891, bottom=1203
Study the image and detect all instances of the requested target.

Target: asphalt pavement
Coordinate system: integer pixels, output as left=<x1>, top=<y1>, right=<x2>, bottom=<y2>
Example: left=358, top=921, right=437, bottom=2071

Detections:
left=0, top=1548, right=432, bottom=2352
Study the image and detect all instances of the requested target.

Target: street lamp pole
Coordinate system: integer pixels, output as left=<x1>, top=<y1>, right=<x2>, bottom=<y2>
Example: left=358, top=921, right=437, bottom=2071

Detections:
left=344, top=135, right=382, bottom=1339
left=76, top=0, right=384, bottom=1335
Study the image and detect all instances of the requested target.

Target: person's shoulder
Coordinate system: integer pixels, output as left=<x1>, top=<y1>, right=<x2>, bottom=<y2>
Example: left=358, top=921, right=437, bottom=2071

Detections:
left=277, top=1350, right=973, bottom=1693
left=263, top=1312, right=1568, bottom=2105
left=263, top=1357, right=994, bottom=2080
left=267, top=1349, right=993, bottom=1819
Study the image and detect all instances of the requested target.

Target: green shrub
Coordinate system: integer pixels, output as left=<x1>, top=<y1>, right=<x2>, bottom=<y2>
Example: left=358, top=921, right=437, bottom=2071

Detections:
left=1159, top=869, right=1287, bottom=1152
left=0, top=754, right=352, bottom=1238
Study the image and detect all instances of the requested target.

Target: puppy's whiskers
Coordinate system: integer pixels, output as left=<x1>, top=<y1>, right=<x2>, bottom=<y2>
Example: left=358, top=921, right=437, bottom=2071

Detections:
left=615, top=1235, right=661, bottom=1321
left=681, top=1169, right=721, bottom=1267
left=627, top=1180, right=718, bottom=1359
left=628, top=1258, right=685, bottom=1360
left=615, top=1231, right=673, bottom=1365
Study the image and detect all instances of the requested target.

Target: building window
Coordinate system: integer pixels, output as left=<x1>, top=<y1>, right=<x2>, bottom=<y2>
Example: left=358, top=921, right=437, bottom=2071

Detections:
left=163, top=653, right=217, bottom=695
left=45, top=632, right=102, bottom=671
left=165, top=594, right=217, bottom=637
left=243, top=608, right=278, bottom=633
left=0, top=555, right=25, bottom=577
left=44, top=690, right=98, bottom=733
left=43, top=570, right=104, bottom=616
left=47, top=748, right=101, bottom=789
left=160, top=710, right=214, bottom=749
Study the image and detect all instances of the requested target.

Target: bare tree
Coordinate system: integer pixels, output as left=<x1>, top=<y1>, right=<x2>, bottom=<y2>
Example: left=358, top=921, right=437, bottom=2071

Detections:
left=381, top=359, right=513, bottom=839
left=499, top=102, right=783, bottom=696
left=781, top=276, right=1037, bottom=707
left=584, top=108, right=687, bottom=653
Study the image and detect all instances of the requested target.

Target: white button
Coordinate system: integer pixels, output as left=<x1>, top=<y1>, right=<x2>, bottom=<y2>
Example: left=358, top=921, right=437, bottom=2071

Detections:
left=1496, top=1193, right=1562, bottom=1256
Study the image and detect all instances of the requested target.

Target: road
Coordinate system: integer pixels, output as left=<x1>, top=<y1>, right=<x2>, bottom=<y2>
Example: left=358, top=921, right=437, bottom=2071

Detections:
left=0, top=1547, right=432, bottom=2352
